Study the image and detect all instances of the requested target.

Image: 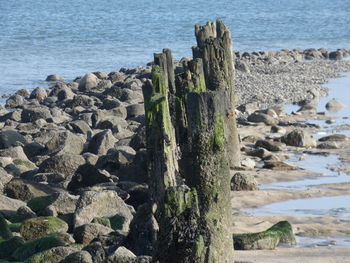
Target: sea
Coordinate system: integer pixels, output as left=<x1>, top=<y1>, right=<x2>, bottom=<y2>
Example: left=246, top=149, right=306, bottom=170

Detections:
left=0, top=0, right=350, bottom=94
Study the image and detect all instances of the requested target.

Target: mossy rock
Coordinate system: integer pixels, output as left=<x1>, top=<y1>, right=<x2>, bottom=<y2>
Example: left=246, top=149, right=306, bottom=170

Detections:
left=8, top=223, right=21, bottom=233
left=109, top=215, right=125, bottom=230
left=27, top=195, right=58, bottom=214
left=0, top=236, right=25, bottom=259
left=11, top=233, right=68, bottom=261
left=20, top=216, right=68, bottom=241
left=26, top=246, right=77, bottom=263
left=92, top=217, right=111, bottom=228
left=0, top=213, right=13, bottom=240
left=233, top=221, right=296, bottom=250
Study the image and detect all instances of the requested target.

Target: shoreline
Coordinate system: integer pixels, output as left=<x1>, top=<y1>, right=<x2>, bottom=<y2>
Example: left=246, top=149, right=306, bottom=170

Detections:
left=0, top=48, right=349, bottom=262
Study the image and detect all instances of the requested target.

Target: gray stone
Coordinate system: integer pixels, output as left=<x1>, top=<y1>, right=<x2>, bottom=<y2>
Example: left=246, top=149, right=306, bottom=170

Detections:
left=38, top=154, right=85, bottom=177
left=78, top=73, right=99, bottom=91
left=21, top=106, right=52, bottom=122
left=45, top=130, right=85, bottom=155
left=30, top=87, right=48, bottom=102
left=282, top=129, right=316, bottom=148
left=319, top=134, right=348, bottom=142
left=73, top=190, right=133, bottom=231
left=6, top=95, right=25, bottom=108
left=60, top=251, right=93, bottom=263
left=231, top=172, right=258, bottom=191
left=73, top=223, right=113, bottom=245
left=106, top=246, right=137, bottom=263
left=88, top=130, right=117, bottom=155
left=0, top=194, right=26, bottom=217
left=46, top=74, right=64, bottom=81
left=317, top=141, right=340, bottom=149
left=126, top=104, right=145, bottom=119
left=325, top=99, right=346, bottom=112
left=247, top=112, right=278, bottom=126
left=255, top=140, right=284, bottom=152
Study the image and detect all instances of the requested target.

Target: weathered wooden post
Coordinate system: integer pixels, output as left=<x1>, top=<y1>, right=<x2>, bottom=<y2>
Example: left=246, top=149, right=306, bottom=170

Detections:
left=143, top=20, right=238, bottom=263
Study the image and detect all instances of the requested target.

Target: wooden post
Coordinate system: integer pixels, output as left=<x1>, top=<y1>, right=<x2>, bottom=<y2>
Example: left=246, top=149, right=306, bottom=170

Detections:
left=142, top=20, right=238, bottom=263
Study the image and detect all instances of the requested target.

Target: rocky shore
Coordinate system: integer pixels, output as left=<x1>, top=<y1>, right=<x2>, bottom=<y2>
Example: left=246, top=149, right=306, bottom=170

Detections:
left=0, top=47, right=349, bottom=262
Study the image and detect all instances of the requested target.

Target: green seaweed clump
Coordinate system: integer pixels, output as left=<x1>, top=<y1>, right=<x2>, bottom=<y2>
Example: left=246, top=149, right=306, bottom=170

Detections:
left=233, top=221, right=296, bottom=250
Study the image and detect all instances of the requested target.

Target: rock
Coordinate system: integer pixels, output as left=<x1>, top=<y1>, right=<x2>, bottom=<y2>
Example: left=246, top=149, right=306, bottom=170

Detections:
left=0, top=212, right=12, bottom=239
left=20, top=216, right=68, bottom=240
left=255, top=140, right=284, bottom=152
left=242, top=135, right=262, bottom=144
left=317, top=141, right=340, bottom=149
left=0, top=145, right=29, bottom=161
left=0, top=130, right=27, bottom=149
left=16, top=88, right=30, bottom=98
left=282, top=129, right=316, bottom=148
left=233, top=221, right=296, bottom=250
left=38, top=154, right=85, bottom=177
left=11, top=205, right=37, bottom=223
left=83, top=241, right=106, bottom=263
left=235, top=60, right=250, bottom=73
left=92, top=108, right=128, bottom=127
left=72, top=94, right=95, bottom=107
left=126, top=203, right=158, bottom=256
left=248, top=148, right=272, bottom=159
left=319, top=134, right=348, bottom=142
left=24, top=142, right=46, bottom=158
left=46, top=74, right=64, bottom=81
left=325, top=99, right=346, bottom=112
left=88, top=130, right=117, bottom=155
left=0, top=110, right=22, bottom=122
left=67, top=163, right=111, bottom=191
left=126, top=104, right=145, bottom=119
left=73, top=190, right=133, bottom=231
left=57, top=86, right=75, bottom=101
left=22, top=106, right=52, bottom=122
left=45, top=130, right=85, bottom=155
left=303, top=48, right=323, bottom=60
left=102, top=98, right=122, bottom=110
left=11, top=233, right=69, bottom=261
left=247, top=112, right=278, bottom=126
left=26, top=246, right=77, bottom=263
left=78, top=73, right=99, bottom=91
left=231, top=172, right=258, bottom=191
left=0, top=167, right=12, bottom=192
left=263, top=161, right=297, bottom=170
left=30, top=87, right=48, bottom=102
left=241, top=158, right=256, bottom=169
left=6, top=94, right=25, bottom=108
left=60, top=251, right=93, bottom=263
left=0, top=236, right=25, bottom=259
left=237, top=102, right=259, bottom=115
left=68, top=120, right=92, bottom=138
left=0, top=194, right=26, bottom=217
left=73, top=223, right=113, bottom=245
left=4, top=178, right=57, bottom=202
left=5, top=158, right=37, bottom=176
left=106, top=246, right=137, bottom=263
left=329, top=50, right=343, bottom=60
left=270, top=125, right=286, bottom=134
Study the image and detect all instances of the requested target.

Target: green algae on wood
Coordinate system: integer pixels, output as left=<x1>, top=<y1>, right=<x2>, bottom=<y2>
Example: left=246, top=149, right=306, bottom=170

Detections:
left=233, top=221, right=296, bottom=250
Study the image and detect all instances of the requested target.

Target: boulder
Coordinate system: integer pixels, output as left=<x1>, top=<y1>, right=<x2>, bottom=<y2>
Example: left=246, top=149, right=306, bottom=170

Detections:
left=67, top=163, right=111, bottom=191
left=11, top=205, right=37, bottom=223
left=22, top=106, right=52, bottom=122
left=126, top=203, right=158, bottom=256
left=325, top=99, right=346, bottom=112
left=231, top=172, right=258, bottom=191
left=102, top=98, right=122, bottom=110
left=126, top=104, right=145, bottom=119
left=45, top=130, right=85, bottom=155
left=4, top=178, right=57, bottom=202
left=72, top=94, right=95, bottom=107
left=30, top=87, right=48, bottom=102
left=106, top=246, right=137, bottom=263
left=46, top=74, right=64, bottom=81
left=82, top=241, right=106, bottom=263
left=88, top=130, right=117, bottom=155
left=57, top=86, right=75, bottom=101
left=38, top=154, right=85, bottom=176
left=263, top=161, right=297, bottom=170
left=73, top=190, right=133, bottom=230
left=317, top=141, right=339, bottom=149
left=73, top=223, right=113, bottom=245
left=0, top=236, right=25, bottom=259
left=241, top=158, right=256, bottom=169
left=5, top=158, right=37, bottom=176
left=233, top=221, right=296, bottom=250
left=6, top=94, right=25, bottom=108
left=60, top=251, right=93, bottom=263
left=26, top=246, right=77, bottom=263
left=0, top=167, right=12, bottom=192
left=329, top=50, right=343, bottom=60
left=318, top=134, right=348, bottom=142
left=68, top=120, right=92, bottom=137
left=11, top=233, right=70, bottom=261
left=255, top=140, right=284, bottom=152
left=0, top=145, right=29, bottom=161
left=247, top=112, right=278, bottom=126
left=0, top=194, right=26, bottom=217
left=78, top=73, right=99, bottom=91
left=282, top=129, right=316, bottom=148
left=0, top=130, right=27, bottom=149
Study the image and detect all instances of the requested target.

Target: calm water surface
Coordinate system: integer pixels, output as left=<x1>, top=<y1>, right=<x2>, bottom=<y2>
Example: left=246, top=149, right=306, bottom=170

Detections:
left=0, top=0, right=350, bottom=93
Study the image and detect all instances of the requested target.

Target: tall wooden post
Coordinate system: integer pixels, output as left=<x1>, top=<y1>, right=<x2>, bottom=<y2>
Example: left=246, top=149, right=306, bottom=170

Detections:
left=142, top=20, right=238, bottom=263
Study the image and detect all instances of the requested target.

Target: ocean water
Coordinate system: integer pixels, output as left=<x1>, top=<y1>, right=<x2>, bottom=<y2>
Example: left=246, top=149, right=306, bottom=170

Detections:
left=0, top=0, right=350, bottom=94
